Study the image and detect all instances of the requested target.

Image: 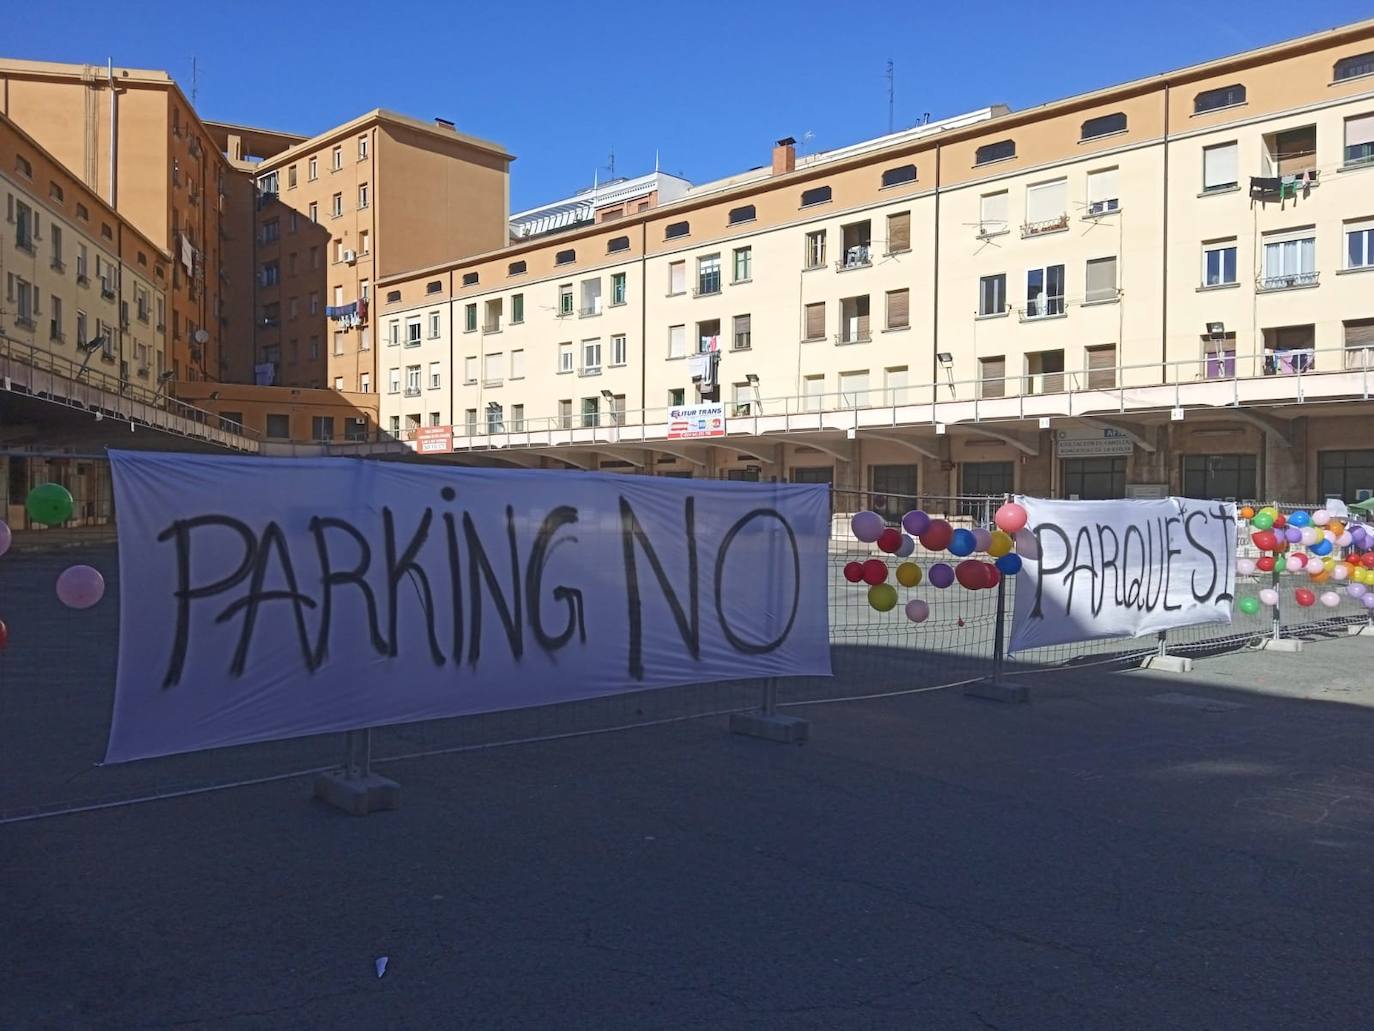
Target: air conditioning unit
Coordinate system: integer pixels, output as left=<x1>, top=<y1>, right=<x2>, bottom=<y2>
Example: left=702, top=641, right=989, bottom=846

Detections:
left=344, top=249, right=357, bottom=264
left=137, top=366, right=149, bottom=377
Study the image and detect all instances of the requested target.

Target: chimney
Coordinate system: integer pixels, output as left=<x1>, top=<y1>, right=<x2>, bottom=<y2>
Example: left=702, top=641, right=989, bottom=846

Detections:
left=772, top=137, right=796, bottom=176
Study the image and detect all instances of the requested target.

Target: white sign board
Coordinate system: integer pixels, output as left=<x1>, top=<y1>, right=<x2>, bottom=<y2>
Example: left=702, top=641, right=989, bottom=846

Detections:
left=1009, top=495, right=1236, bottom=653
left=1054, top=427, right=1133, bottom=458
left=106, top=452, right=832, bottom=762
left=667, top=403, right=726, bottom=439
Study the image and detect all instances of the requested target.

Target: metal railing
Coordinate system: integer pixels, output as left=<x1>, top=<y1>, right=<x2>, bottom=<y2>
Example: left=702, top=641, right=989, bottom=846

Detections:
left=1258, top=271, right=1319, bottom=291
left=1021, top=214, right=1069, bottom=237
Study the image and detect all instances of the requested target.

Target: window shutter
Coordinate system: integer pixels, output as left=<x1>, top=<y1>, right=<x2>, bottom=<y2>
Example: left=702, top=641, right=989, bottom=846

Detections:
left=1346, top=319, right=1374, bottom=347
left=805, top=302, right=825, bottom=340
left=1347, top=114, right=1374, bottom=148
left=1087, top=168, right=1119, bottom=205
left=887, top=212, right=911, bottom=253
left=1203, top=143, right=1238, bottom=189
left=980, top=357, right=1006, bottom=398
left=1025, top=179, right=1067, bottom=223
left=856, top=308, right=870, bottom=340
left=1085, top=257, right=1117, bottom=301
left=886, top=289, right=909, bottom=329
left=1086, top=345, right=1117, bottom=389
left=669, top=263, right=685, bottom=293
left=980, top=192, right=1008, bottom=229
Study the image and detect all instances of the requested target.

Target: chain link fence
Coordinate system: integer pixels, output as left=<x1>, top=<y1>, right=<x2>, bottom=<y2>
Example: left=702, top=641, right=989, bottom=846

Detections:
left=1, top=488, right=1370, bottom=823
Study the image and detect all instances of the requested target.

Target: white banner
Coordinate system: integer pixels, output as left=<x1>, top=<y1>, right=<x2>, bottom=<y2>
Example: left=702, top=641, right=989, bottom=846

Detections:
left=667, top=403, right=726, bottom=439
left=106, top=452, right=831, bottom=762
left=1009, top=496, right=1236, bottom=653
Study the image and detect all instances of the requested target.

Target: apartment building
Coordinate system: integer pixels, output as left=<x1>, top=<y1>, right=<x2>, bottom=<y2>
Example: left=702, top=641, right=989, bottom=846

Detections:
left=377, top=18, right=1374, bottom=504
left=0, top=59, right=242, bottom=382
left=218, top=111, right=510, bottom=397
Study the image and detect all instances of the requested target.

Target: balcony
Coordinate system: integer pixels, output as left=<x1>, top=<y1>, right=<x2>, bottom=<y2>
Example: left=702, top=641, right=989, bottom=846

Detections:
left=1249, top=169, right=1319, bottom=201
left=834, top=332, right=871, bottom=346
left=1258, top=271, right=1319, bottom=292
left=691, top=283, right=722, bottom=298
left=1021, top=214, right=1069, bottom=238
left=578, top=366, right=602, bottom=377
left=578, top=306, right=601, bottom=318
left=1019, top=296, right=1066, bottom=321
left=835, top=245, right=872, bottom=272
left=403, top=386, right=421, bottom=397
left=483, top=377, right=503, bottom=388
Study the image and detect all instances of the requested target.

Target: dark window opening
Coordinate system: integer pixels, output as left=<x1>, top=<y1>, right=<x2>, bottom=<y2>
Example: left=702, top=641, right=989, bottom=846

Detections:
left=1080, top=112, right=1127, bottom=140
left=1062, top=457, right=1127, bottom=500
left=461, top=272, right=478, bottom=287
left=1335, top=51, right=1374, bottom=81
left=975, top=140, right=1016, bottom=165
left=881, top=164, right=917, bottom=188
left=607, top=235, right=630, bottom=253
left=665, top=221, right=690, bottom=239
left=1182, top=454, right=1257, bottom=501
left=555, top=248, right=575, bottom=265
left=800, top=185, right=832, bottom=207
left=508, top=260, right=527, bottom=275
left=427, top=280, right=443, bottom=294
left=728, top=204, right=756, bottom=224
left=386, top=290, right=401, bottom=303
left=1194, top=84, right=1246, bottom=114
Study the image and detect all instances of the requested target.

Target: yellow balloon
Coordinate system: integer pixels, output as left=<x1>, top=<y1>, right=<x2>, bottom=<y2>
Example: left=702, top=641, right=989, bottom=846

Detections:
left=868, top=584, right=898, bottom=612
left=1361, top=569, right=1374, bottom=586
left=896, top=562, right=922, bottom=588
left=1259, top=506, right=1279, bottom=521
left=1323, top=557, right=1337, bottom=572
left=988, top=530, right=1013, bottom=558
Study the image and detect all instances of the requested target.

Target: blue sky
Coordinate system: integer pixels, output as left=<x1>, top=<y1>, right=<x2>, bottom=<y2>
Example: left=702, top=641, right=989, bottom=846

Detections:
left=16, top=0, right=1373, bottom=210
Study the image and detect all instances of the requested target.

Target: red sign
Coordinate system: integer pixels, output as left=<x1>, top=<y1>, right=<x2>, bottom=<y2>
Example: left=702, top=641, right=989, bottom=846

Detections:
left=414, top=425, right=453, bottom=454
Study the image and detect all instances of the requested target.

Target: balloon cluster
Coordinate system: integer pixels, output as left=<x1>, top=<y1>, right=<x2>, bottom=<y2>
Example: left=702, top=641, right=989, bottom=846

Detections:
left=845, top=501, right=1030, bottom=621
left=1236, top=504, right=1374, bottom=614
left=0, top=483, right=108, bottom=653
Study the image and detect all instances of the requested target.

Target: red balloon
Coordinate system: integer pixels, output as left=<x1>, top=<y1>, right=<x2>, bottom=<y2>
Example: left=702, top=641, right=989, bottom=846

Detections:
left=1256, top=556, right=1276, bottom=572
left=1295, top=588, right=1316, bottom=607
left=1250, top=530, right=1277, bottom=551
left=955, top=559, right=984, bottom=590
left=983, top=564, right=1001, bottom=589
left=843, top=561, right=864, bottom=583
left=1363, top=552, right=1374, bottom=569
left=0, top=617, right=7, bottom=652
left=1273, top=513, right=1287, bottom=528
left=877, top=527, right=903, bottom=554
left=861, top=559, right=889, bottom=586
left=1273, top=539, right=1288, bottom=553
left=920, top=519, right=954, bottom=551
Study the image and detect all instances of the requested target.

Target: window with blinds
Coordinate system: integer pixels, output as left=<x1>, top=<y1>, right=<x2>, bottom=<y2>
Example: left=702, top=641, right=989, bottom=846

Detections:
left=484, top=353, right=503, bottom=383
left=886, top=211, right=911, bottom=254
left=979, top=356, right=1006, bottom=398
left=1345, top=113, right=1374, bottom=166
left=668, top=261, right=685, bottom=294
left=668, top=324, right=686, bottom=358
left=804, top=302, right=826, bottom=341
left=1087, top=167, right=1119, bottom=213
left=1085, top=256, right=1118, bottom=302
left=1086, top=345, right=1117, bottom=389
left=1346, top=318, right=1374, bottom=370
left=728, top=205, right=756, bottom=225
left=886, top=289, right=910, bottom=330
left=979, top=192, right=1008, bottom=235
left=732, top=314, right=751, bottom=350
left=1025, top=178, right=1068, bottom=227
left=1202, top=142, right=1238, bottom=192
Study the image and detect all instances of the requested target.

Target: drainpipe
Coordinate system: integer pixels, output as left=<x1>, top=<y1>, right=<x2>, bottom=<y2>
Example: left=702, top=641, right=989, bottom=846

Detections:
left=1160, top=82, right=1170, bottom=379
left=107, top=58, right=117, bottom=209
left=639, top=219, right=647, bottom=430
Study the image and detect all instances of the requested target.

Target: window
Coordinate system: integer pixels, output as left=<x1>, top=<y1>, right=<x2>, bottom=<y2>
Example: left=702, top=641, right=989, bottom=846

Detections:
left=668, top=261, right=685, bottom=295
left=483, top=298, right=502, bottom=333
left=1318, top=450, right=1374, bottom=502
left=881, top=163, right=917, bottom=188
left=611, top=272, right=627, bottom=305
left=75, top=310, right=87, bottom=348
left=696, top=255, right=721, bottom=295
left=1024, top=178, right=1068, bottom=233
left=1201, top=141, right=1238, bottom=193
left=1085, top=344, right=1117, bottom=389
left=559, top=285, right=574, bottom=315
left=885, top=289, right=909, bottom=330
left=388, top=415, right=401, bottom=435
left=388, top=319, right=400, bottom=345
left=386, top=289, right=401, bottom=302
left=1346, top=114, right=1374, bottom=167
left=607, top=236, right=630, bottom=253
left=509, top=259, right=527, bottom=275
left=49, top=295, right=62, bottom=339
left=1265, top=124, right=1316, bottom=177
left=611, top=334, right=627, bottom=365
left=487, top=404, right=505, bottom=433
left=732, top=314, right=751, bottom=350
left=360, top=372, right=371, bottom=393
left=266, top=414, right=290, bottom=439
left=466, top=409, right=479, bottom=435
left=870, top=464, right=917, bottom=520
left=802, top=375, right=825, bottom=412
left=1023, top=266, right=1065, bottom=319
left=1345, top=319, right=1374, bottom=370
left=331, top=193, right=342, bottom=217
left=1183, top=454, right=1257, bottom=501
left=732, top=381, right=754, bottom=417
left=728, top=204, right=756, bottom=225
left=979, top=274, right=1006, bottom=316
left=404, top=365, right=421, bottom=395
left=358, top=182, right=369, bottom=208
left=14, top=199, right=34, bottom=250
left=512, top=404, right=525, bottom=431
left=884, top=365, right=910, bottom=405
left=668, top=325, right=686, bottom=359
left=559, top=342, right=574, bottom=372
left=14, top=154, right=32, bottom=178
left=310, top=416, right=335, bottom=443
left=75, top=203, right=88, bottom=222
left=49, top=181, right=63, bottom=202
left=733, top=246, right=752, bottom=283
left=428, top=311, right=442, bottom=338
left=800, top=185, right=831, bottom=207
left=359, top=134, right=369, bottom=159
left=580, top=278, right=602, bottom=315
left=1084, top=257, right=1118, bottom=302
left=664, top=221, right=690, bottom=239
left=1203, top=330, right=1237, bottom=379
left=696, top=319, right=720, bottom=353
left=962, top=462, right=1014, bottom=497
left=511, top=349, right=525, bottom=379
left=1080, top=112, right=1127, bottom=140
left=886, top=211, right=911, bottom=254
left=669, top=388, right=687, bottom=408
left=803, top=302, right=826, bottom=341
left=1086, top=168, right=1119, bottom=214
left=331, top=146, right=342, bottom=171
left=308, top=201, right=318, bottom=222
left=581, top=396, right=600, bottom=427
left=1348, top=220, right=1374, bottom=269
left=512, top=293, right=524, bottom=323
left=1194, top=84, right=1246, bottom=114
left=1336, top=51, right=1374, bottom=81
left=1261, top=230, right=1317, bottom=289
left=839, top=370, right=870, bottom=407
left=581, top=338, right=602, bottom=373
left=462, top=272, right=478, bottom=287
left=979, top=191, right=1008, bottom=235
left=555, top=248, right=575, bottom=265
left=975, top=139, right=1015, bottom=165
left=261, top=261, right=280, bottom=286
left=464, top=303, right=477, bottom=332
left=1203, top=240, right=1238, bottom=286
left=1062, top=457, right=1127, bottom=500
left=804, top=230, right=827, bottom=269
left=407, top=317, right=422, bottom=344
left=1025, top=349, right=1066, bottom=394
left=484, top=353, right=502, bottom=385
left=76, top=242, right=89, bottom=281
left=262, top=218, right=280, bottom=244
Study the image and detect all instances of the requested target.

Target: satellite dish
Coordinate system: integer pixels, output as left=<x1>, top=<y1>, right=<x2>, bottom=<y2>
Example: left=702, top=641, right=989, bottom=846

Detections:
left=193, top=328, right=210, bottom=344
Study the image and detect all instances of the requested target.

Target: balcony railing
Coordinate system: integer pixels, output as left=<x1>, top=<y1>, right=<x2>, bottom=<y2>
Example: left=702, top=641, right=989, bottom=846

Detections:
left=835, top=245, right=872, bottom=271
left=834, top=332, right=872, bottom=346
left=578, top=366, right=602, bottom=377
left=1021, top=214, right=1069, bottom=237
left=1346, top=143, right=1374, bottom=168
left=1019, top=296, right=1066, bottom=320
left=692, top=282, right=722, bottom=298
left=403, top=386, right=421, bottom=397
left=1258, top=271, right=1319, bottom=292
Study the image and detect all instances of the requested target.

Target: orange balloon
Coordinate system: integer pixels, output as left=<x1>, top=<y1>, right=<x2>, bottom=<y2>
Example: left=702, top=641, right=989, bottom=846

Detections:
left=1310, top=568, right=1330, bottom=583
left=1240, top=506, right=1256, bottom=520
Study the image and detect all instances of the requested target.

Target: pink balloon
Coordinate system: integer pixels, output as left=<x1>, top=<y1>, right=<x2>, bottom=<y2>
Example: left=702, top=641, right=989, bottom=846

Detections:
left=995, top=502, right=1028, bottom=533
left=0, top=519, right=10, bottom=557
left=971, top=528, right=992, bottom=553
left=1258, top=588, right=1280, bottom=606
left=904, top=599, right=930, bottom=624
left=1320, top=591, right=1341, bottom=609
left=56, top=565, right=105, bottom=609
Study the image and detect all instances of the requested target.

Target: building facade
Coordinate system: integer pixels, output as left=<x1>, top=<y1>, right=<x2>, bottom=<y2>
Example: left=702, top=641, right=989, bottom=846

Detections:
left=376, top=19, right=1374, bottom=504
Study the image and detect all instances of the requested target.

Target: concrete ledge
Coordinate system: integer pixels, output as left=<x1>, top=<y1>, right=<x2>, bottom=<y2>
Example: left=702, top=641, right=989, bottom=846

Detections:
left=1349, top=624, right=1374, bottom=637
left=964, top=680, right=1029, bottom=704
left=1140, top=654, right=1195, bottom=673
left=729, top=712, right=810, bottom=743
left=1258, top=637, right=1304, bottom=652
left=313, top=771, right=401, bottom=816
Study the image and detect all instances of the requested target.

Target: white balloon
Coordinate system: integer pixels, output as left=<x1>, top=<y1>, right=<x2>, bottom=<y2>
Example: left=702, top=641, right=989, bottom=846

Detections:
left=1320, top=591, right=1341, bottom=608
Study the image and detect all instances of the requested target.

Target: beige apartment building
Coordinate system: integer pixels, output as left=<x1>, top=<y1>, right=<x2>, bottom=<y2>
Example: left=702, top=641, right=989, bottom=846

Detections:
left=0, top=58, right=244, bottom=383
left=377, top=18, right=1374, bottom=505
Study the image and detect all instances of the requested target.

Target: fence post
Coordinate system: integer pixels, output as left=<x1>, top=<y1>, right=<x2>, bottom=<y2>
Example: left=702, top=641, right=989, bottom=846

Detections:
left=1259, top=567, right=1303, bottom=652
left=964, top=572, right=1028, bottom=703
left=313, top=727, right=400, bottom=816
left=1140, top=629, right=1193, bottom=673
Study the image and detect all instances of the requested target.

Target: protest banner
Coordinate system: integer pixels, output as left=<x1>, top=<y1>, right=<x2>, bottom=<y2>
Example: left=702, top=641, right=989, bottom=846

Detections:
left=1008, top=496, right=1236, bottom=653
left=105, top=452, right=831, bottom=762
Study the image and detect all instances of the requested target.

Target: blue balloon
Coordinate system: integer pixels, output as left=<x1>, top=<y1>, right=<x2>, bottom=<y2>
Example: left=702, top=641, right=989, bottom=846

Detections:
left=995, top=553, right=1023, bottom=575
left=948, top=528, right=976, bottom=556
left=1288, top=511, right=1311, bottom=528
left=1312, top=538, right=1333, bottom=556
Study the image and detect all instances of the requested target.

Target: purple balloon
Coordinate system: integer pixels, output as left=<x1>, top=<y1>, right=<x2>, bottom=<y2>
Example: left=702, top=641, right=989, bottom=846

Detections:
left=928, top=562, right=955, bottom=589
left=851, top=510, right=884, bottom=543
left=56, top=564, right=105, bottom=609
left=971, top=528, right=993, bottom=552
left=1284, top=526, right=1303, bottom=543
left=1347, top=583, right=1367, bottom=599
left=1364, top=593, right=1374, bottom=610
left=902, top=510, right=931, bottom=536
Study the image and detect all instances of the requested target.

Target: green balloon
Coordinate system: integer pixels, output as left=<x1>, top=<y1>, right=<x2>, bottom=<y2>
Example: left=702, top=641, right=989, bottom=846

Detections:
left=1251, top=511, right=1274, bottom=531
left=1238, top=596, right=1261, bottom=616
left=868, top=584, right=899, bottom=612
left=26, top=482, right=74, bottom=526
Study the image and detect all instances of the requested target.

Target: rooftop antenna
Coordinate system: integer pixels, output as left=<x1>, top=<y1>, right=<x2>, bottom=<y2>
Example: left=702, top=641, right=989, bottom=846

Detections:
left=607, top=147, right=615, bottom=179
left=886, top=59, right=894, bottom=135
left=922, top=112, right=931, bottom=126
left=190, top=56, right=198, bottom=106
left=654, top=148, right=660, bottom=173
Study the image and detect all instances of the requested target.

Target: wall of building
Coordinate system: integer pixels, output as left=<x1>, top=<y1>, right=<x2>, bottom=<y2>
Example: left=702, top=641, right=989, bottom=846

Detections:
left=172, top=381, right=378, bottom=443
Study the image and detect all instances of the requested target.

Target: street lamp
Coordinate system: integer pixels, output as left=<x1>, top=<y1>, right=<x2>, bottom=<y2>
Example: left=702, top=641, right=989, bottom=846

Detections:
left=937, top=352, right=955, bottom=398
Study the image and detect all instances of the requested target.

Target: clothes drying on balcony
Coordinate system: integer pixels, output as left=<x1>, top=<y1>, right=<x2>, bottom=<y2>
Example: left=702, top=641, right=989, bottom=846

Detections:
left=326, top=301, right=365, bottom=329
left=1263, top=348, right=1314, bottom=375
left=688, top=351, right=719, bottom=389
